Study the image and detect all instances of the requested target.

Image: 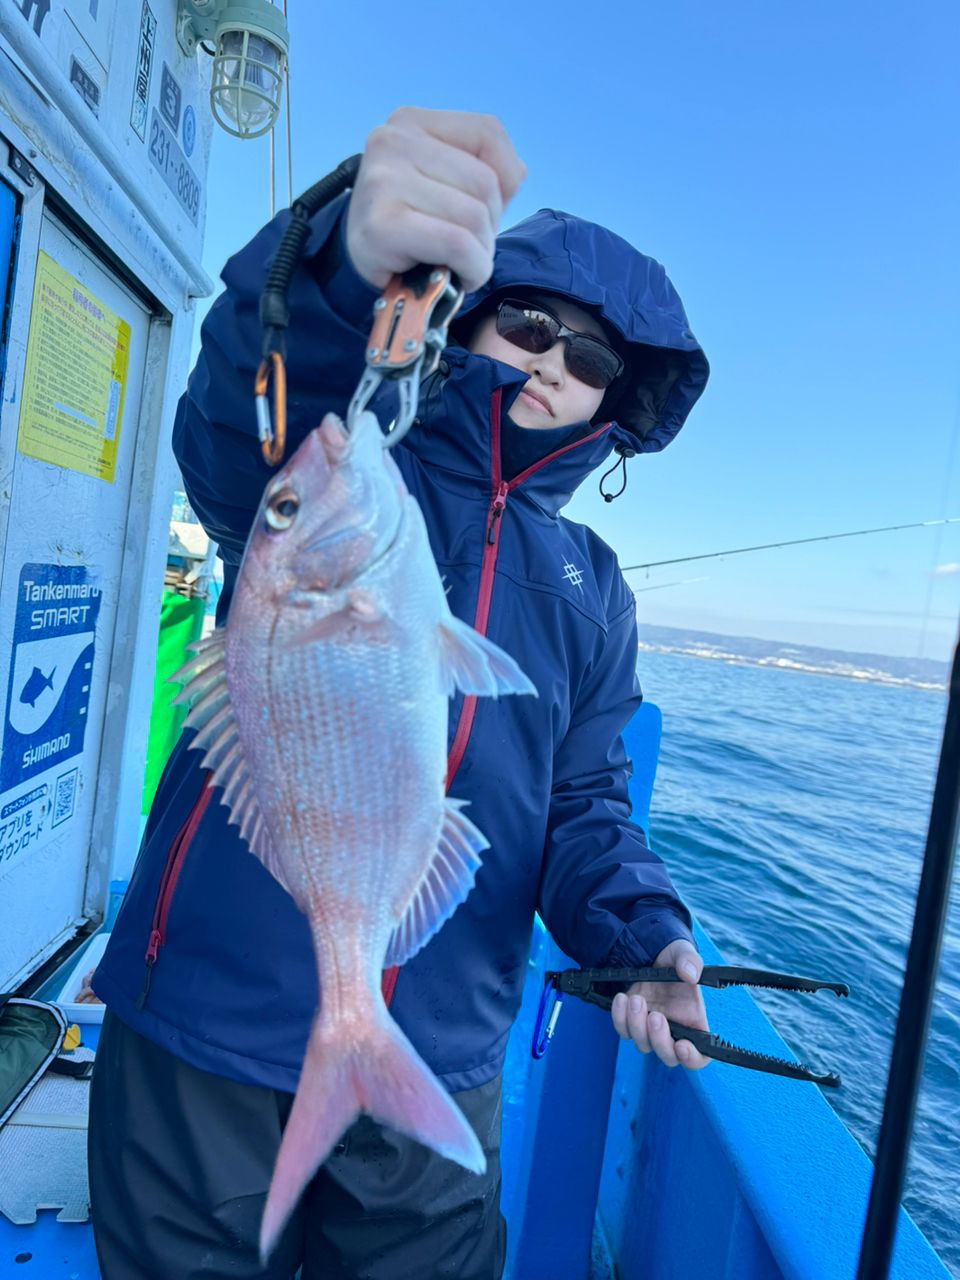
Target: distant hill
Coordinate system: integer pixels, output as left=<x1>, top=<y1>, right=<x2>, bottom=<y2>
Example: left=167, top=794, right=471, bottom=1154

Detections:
left=636, top=623, right=949, bottom=692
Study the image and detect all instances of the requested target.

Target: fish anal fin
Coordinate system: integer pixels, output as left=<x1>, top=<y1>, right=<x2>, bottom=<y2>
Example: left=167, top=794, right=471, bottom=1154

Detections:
left=384, top=798, right=488, bottom=968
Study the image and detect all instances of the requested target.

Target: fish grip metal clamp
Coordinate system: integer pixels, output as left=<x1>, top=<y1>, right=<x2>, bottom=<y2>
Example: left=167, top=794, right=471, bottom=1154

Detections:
left=533, top=963, right=849, bottom=1087
left=347, top=264, right=464, bottom=449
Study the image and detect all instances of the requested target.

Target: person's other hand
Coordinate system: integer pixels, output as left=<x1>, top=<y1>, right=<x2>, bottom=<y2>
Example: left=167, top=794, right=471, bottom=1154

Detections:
left=610, top=938, right=711, bottom=1071
left=74, top=967, right=103, bottom=1004
left=345, top=107, right=526, bottom=293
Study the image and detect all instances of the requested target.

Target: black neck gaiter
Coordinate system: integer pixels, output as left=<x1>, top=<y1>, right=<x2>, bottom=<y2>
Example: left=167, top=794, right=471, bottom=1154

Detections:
left=499, top=412, right=591, bottom=482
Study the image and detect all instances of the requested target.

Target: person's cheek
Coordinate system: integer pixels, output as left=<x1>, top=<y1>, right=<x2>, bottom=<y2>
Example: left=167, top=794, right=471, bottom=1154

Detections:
left=578, top=387, right=604, bottom=422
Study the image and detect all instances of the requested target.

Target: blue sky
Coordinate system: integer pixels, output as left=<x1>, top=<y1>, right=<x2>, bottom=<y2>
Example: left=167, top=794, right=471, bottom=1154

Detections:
left=193, top=1, right=960, bottom=661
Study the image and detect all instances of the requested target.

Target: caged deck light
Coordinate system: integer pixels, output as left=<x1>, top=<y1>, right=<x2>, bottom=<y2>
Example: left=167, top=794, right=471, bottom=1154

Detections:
left=176, top=1, right=290, bottom=139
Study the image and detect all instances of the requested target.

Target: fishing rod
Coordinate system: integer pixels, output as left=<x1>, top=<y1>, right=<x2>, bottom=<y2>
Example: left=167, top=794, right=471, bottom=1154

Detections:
left=856, top=613, right=960, bottom=1278
left=631, top=577, right=710, bottom=594
left=620, top=517, right=960, bottom=573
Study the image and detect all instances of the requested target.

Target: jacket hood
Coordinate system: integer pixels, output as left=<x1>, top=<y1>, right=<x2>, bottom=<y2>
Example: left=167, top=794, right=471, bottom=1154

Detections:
left=456, top=208, right=709, bottom=452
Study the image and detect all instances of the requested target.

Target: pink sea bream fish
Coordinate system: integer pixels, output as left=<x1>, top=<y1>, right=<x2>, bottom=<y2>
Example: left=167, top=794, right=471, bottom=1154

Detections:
left=172, top=410, right=536, bottom=1260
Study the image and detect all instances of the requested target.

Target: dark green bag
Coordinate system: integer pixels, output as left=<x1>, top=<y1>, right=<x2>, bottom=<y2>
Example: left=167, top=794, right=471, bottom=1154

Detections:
left=0, top=996, right=78, bottom=1127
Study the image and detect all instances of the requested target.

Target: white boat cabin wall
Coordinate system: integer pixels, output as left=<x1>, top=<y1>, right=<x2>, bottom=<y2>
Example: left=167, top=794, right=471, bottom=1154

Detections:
left=0, top=0, right=215, bottom=991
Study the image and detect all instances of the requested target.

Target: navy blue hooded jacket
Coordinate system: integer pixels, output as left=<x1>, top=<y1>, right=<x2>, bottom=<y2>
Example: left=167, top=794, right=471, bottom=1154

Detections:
left=94, top=194, right=709, bottom=1095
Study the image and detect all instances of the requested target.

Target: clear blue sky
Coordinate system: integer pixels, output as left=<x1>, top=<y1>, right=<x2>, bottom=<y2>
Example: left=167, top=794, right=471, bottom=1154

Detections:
left=192, top=0, right=960, bottom=662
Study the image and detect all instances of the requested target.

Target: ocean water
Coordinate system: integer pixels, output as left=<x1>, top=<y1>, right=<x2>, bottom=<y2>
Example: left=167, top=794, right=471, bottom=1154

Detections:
left=637, top=649, right=959, bottom=1277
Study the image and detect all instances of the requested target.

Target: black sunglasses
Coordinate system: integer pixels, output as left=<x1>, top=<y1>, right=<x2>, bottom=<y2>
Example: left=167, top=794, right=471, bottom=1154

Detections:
left=495, top=298, right=624, bottom=390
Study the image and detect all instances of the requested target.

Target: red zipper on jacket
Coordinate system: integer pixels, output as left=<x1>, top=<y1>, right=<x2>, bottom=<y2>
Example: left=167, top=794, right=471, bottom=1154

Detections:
left=446, top=393, right=611, bottom=786
left=137, top=778, right=213, bottom=1009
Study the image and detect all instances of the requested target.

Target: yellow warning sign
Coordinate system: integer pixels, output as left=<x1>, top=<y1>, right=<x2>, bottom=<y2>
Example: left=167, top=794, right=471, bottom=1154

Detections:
left=17, top=252, right=131, bottom=483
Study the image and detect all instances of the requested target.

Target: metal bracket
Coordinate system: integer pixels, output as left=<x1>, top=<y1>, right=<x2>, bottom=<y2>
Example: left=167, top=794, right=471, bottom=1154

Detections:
left=7, top=144, right=37, bottom=188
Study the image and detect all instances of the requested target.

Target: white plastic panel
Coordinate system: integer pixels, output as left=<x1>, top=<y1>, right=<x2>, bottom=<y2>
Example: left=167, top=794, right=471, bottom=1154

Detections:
left=0, top=213, right=151, bottom=989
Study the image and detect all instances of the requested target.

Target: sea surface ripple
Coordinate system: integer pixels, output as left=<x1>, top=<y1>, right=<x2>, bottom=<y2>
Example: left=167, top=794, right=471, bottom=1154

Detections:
left=638, top=649, right=958, bottom=1277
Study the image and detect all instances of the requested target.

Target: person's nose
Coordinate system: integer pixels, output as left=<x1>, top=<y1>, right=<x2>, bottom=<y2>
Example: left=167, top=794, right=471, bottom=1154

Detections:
left=529, top=340, right=566, bottom=387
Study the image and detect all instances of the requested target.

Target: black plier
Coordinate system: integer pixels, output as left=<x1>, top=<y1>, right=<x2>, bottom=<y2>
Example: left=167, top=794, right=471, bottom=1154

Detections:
left=534, top=964, right=849, bottom=1087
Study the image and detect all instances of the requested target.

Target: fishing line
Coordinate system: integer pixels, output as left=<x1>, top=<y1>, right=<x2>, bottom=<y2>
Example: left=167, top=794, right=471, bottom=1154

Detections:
left=631, top=577, right=710, bottom=594
left=619, top=517, right=960, bottom=574
left=269, top=124, right=275, bottom=219
left=267, top=0, right=291, bottom=218
left=283, top=0, right=292, bottom=207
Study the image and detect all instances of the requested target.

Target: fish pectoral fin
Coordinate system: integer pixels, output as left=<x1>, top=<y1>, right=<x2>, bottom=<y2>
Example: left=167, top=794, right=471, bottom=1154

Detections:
left=436, top=614, right=538, bottom=699
left=384, top=799, right=489, bottom=968
left=286, top=590, right=397, bottom=648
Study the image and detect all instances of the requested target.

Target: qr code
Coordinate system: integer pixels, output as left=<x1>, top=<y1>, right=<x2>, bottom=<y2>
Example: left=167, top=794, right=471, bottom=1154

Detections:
left=53, top=768, right=78, bottom=828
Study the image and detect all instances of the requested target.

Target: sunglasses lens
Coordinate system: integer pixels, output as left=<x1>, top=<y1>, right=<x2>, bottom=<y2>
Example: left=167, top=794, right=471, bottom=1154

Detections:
left=565, top=338, right=623, bottom=390
left=497, top=302, right=559, bottom=354
left=496, top=299, right=623, bottom=389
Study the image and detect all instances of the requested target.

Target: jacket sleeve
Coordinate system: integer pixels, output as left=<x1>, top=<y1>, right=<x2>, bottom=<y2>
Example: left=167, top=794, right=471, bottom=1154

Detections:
left=537, top=599, right=696, bottom=968
left=172, top=194, right=379, bottom=579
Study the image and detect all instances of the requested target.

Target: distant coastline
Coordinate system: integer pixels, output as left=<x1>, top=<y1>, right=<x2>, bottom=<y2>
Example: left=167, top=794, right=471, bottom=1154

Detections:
left=636, top=624, right=948, bottom=693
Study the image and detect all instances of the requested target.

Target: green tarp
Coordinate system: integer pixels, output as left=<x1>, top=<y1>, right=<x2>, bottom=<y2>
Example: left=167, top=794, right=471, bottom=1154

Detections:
left=141, top=591, right=205, bottom=815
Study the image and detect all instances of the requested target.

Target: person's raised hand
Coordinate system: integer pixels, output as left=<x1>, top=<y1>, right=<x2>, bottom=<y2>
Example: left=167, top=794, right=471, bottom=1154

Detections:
left=345, top=107, right=526, bottom=293
left=610, top=938, right=711, bottom=1071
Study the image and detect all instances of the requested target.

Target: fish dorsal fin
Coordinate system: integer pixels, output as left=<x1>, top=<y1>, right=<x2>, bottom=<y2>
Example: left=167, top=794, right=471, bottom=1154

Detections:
left=436, top=614, right=538, bottom=699
left=170, top=631, right=292, bottom=897
left=384, top=798, right=488, bottom=968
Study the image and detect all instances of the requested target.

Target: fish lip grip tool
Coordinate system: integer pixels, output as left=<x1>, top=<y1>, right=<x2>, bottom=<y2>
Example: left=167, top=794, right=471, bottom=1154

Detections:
left=534, top=963, right=849, bottom=1087
left=346, top=264, right=464, bottom=448
left=254, top=153, right=464, bottom=466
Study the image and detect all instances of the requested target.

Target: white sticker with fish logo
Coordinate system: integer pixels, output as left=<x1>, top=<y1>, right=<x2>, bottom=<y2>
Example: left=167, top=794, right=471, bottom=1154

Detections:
left=0, top=564, right=101, bottom=796
left=8, top=634, right=93, bottom=736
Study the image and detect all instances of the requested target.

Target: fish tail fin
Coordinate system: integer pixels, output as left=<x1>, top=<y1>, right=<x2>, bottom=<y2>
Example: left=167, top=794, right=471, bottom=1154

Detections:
left=259, top=1012, right=356, bottom=1261
left=357, top=1006, right=486, bottom=1173
left=259, top=1002, right=485, bottom=1262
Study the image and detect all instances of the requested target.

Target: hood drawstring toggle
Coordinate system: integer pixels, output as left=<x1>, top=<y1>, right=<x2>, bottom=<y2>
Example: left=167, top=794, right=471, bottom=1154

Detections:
left=599, top=443, right=636, bottom=502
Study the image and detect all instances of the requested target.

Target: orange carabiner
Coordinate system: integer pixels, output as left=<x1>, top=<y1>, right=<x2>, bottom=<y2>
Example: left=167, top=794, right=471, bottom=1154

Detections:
left=254, top=352, right=287, bottom=467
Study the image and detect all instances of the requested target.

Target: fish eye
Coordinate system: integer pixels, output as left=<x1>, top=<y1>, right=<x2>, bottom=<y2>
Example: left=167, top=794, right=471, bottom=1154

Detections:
left=265, top=489, right=300, bottom=531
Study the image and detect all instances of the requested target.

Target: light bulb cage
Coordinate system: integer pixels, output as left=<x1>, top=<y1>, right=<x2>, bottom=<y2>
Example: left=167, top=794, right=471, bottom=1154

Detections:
left=210, top=24, right=286, bottom=139
left=176, top=0, right=289, bottom=140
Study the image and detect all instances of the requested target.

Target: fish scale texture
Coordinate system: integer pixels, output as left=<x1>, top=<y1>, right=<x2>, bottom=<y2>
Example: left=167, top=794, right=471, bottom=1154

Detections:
left=226, top=497, right=450, bottom=949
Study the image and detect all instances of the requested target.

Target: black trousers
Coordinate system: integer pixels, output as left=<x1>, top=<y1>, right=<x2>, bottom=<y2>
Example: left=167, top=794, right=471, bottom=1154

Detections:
left=88, top=1011, right=506, bottom=1280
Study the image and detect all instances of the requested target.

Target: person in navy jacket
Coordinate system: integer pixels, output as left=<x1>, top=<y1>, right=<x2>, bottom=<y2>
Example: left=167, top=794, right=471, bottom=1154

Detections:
left=89, top=108, right=712, bottom=1280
